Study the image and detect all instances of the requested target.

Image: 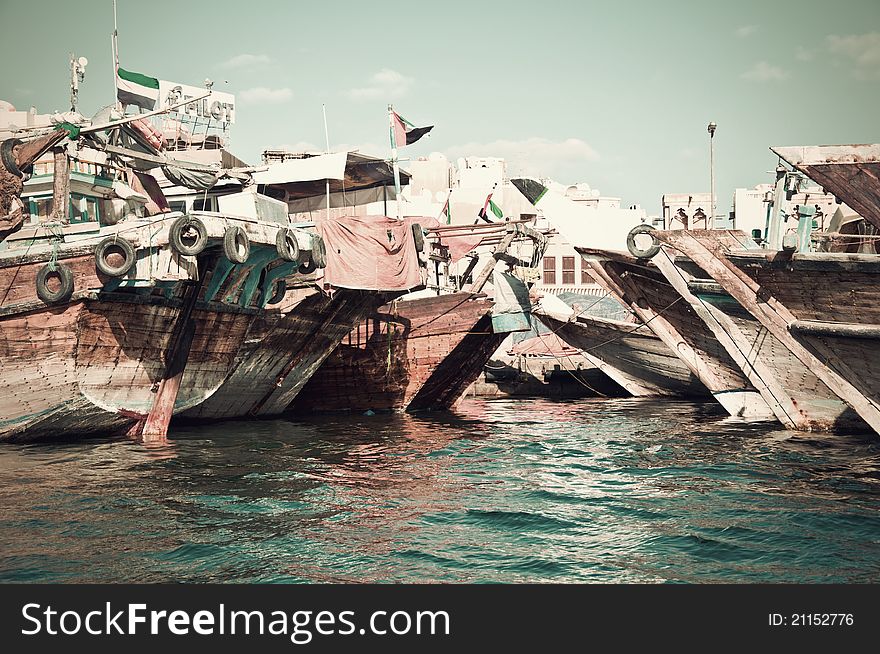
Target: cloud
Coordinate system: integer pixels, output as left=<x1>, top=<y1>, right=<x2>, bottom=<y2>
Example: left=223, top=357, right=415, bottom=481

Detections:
left=221, top=53, right=272, bottom=68
left=735, top=25, right=758, bottom=38
left=827, top=32, right=880, bottom=77
left=795, top=46, right=814, bottom=62
left=445, top=137, right=599, bottom=178
left=740, top=61, right=789, bottom=81
left=347, top=69, right=413, bottom=100
left=239, top=87, right=293, bottom=104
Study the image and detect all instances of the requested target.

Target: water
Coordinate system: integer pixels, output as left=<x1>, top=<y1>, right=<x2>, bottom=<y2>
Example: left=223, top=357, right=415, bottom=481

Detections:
left=1, top=397, right=880, bottom=583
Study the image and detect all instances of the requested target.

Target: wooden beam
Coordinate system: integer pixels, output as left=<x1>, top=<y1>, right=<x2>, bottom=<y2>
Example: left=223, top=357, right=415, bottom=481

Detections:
left=137, top=274, right=205, bottom=442
left=50, top=147, right=69, bottom=224
left=789, top=320, right=880, bottom=339
left=652, top=249, right=804, bottom=429
left=656, top=229, right=880, bottom=434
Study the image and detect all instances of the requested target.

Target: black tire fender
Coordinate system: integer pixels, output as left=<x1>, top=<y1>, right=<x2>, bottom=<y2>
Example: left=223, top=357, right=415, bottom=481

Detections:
left=36, top=263, right=74, bottom=304
left=267, top=278, right=287, bottom=305
left=223, top=225, right=250, bottom=263
left=169, top=215, right=208, bottom=256
left=297, top=259, right=317, bottom=275
left=626, top=224, right=660, bottom=259
left=411, top=222, right=425, bottom=252
left=276, top=227, right=300, bottom=262
left=310, top=234, right=327, bottom=268
left=94, top=236, right=136, bottom=277
left=1, top=138, right=23, bottom=178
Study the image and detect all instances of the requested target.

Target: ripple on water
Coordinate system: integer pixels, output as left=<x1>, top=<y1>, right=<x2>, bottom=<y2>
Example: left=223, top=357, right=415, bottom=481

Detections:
left=0, top=397, right=879, bottom=583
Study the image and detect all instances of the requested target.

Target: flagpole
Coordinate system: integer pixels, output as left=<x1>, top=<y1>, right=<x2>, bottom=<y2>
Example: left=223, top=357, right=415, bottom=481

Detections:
left=388, top=104, right=402, bottom=220
left=112, top=0, right=121, bottom=111
left=322, top=103, right=331, bottom=219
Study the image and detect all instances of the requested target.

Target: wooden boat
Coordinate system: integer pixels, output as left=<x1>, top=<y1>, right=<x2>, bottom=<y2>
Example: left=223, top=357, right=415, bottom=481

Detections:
left=577, top=247, right=776, bottom=421
left=536, top=308, right=709, bottom=398
left=639, top=144, right=880, bottom=434
left=291, top=222, right=547, bottom=413
left=650, top=228, right=872, bottom=432
left=291, top=291, right=504, bottom=412
left=0, top=124, right=421, bottom=441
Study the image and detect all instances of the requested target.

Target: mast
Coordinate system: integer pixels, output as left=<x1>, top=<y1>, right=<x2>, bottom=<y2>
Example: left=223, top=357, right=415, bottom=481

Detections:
left=322, top=103, right=331, bottom=219
left=388, top=104, right=402, bottom=219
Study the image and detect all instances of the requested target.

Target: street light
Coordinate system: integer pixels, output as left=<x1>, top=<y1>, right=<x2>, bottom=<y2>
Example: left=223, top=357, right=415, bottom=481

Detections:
left=707, top=122, right=717, bottom=228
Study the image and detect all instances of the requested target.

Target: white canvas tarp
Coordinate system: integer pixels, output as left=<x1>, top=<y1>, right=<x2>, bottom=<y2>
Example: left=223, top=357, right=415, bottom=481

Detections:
left=252, top=152, right=349, bottom=185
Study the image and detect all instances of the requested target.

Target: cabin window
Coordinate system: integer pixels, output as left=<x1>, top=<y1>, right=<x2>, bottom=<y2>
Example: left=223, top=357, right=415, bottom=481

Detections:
left=169, top=201, right=187, bottom=214
left=69, top=193, right=100, bottom=224
left=543, top=256, right=556, bottom=285
left=581, top=258, right=591, bottom=284
left=562, top=256, right=576, bottom=284
left=192, top=197, right=218, bottom=212
left=28, top=196, right=54, bottom=222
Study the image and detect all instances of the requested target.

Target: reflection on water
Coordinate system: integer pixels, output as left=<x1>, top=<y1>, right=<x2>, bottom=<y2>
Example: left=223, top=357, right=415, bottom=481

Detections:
left=1, top=397, right=880, bottom=583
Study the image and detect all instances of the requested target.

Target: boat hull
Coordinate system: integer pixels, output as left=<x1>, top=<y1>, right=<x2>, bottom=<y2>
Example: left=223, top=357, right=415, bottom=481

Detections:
left=291, top=292, right=506, bottom=412
left=537, top=313, right=710, bottom=398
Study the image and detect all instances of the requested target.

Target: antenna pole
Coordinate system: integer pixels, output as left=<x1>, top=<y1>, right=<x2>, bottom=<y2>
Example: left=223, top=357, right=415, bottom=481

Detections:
left=323, top=103, right=331, bottom=219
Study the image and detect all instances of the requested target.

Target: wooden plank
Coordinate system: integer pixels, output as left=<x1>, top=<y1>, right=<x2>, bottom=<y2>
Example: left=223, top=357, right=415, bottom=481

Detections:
left=656, top=229, right=880, bottom=434
left=790, top=320, right=880, bottom=339
left=652, top=249, right=805, bottom=429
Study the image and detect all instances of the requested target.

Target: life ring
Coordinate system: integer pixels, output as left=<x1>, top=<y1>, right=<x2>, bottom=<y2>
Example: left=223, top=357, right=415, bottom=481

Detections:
left=224, top=225, right=250, bottom=263
left=94, top=236, right=136, bottom=277
left=36, top=263, right=74, bottom=304
left=626, top=224, right=660, bottom=259
left=310, top=234, right=327, bottom=268
left=411, top=222, right=425, bottom=252
left=267, top=278, right=287, bottom=305
left=276, top=227, right=300, bottom=262
left=169, top=215, right=208, bottom=256
left=1, top=138, right=23, bottom=178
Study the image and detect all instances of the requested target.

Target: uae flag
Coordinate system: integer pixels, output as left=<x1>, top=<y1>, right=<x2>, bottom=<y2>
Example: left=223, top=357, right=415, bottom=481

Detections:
left=439, top=195, right=451, bottom=224
left=391, top=111, right=433, bottom=147
left=477, top=193, right=503, bottom=222
left=116, top=67, right=159, bottom=111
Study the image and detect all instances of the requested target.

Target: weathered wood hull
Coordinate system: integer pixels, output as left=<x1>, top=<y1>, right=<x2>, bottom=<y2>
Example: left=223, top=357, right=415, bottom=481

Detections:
left=579, top=250, right=775, bottom=421
left=181, top=287, right=389, bottom=419
left=653, top=229, right=871, bottom=432
left=537, top=313, right=710, bottom=398
left=290, top=292, right=506, bottom=412
left=0, top=291, right=252, bottom=441
left=0, top=213, right=335, bottom=441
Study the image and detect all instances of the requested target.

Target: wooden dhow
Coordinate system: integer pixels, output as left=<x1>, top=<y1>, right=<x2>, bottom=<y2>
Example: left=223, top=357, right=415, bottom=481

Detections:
left=292, top=221, right=547, bottom=413
left=0, top=119, right=422, bottom=442
left=577, top=247, right=776, bottom=421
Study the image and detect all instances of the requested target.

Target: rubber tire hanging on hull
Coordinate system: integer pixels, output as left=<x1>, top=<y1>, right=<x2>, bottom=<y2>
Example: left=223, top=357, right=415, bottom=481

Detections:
left=267, top=278, right=287, bottom=305
left=311, top=234, right=327, bottom=268
left=626, top=224, right=660, bottom=259
left=276, top=227, right=300, bottom=262
left=169, top=215, right=208, bottom=256
left=0, top=138, right=23, bottom=177
left=411, top=223, right=425, bottom=252
left=94, top=236, right=137, bottom=277
left=36, top=263, right=74, bottom=304
left=224, top=225, right=250, bottom=263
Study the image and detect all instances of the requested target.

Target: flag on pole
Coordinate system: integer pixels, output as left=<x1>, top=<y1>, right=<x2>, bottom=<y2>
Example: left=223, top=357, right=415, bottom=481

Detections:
left=477, top=189, right=502, bottom=223
left=116, top=67, right=159, bottom=110
left=390, top=111, right=433, bottom=148
left=439, top=193, right=452, bottom=224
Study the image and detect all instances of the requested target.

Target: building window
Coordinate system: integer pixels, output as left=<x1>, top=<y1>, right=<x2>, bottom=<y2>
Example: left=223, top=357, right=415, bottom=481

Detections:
left=543, top=256, right=556, bottom=285
left=562, top=256, right=575, bottom=285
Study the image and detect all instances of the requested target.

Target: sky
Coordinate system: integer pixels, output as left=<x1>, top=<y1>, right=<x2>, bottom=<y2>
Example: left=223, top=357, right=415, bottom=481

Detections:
left=2, top=0, right=878, bottom=214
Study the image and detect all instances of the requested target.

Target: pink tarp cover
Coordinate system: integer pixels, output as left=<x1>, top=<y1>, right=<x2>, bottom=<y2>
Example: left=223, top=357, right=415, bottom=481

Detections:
left=317, top=215, right=424, bottom=291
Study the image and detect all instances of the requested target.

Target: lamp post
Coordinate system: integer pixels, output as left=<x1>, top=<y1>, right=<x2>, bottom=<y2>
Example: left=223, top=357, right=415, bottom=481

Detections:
left=707, top=122, right=717, bottom=228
